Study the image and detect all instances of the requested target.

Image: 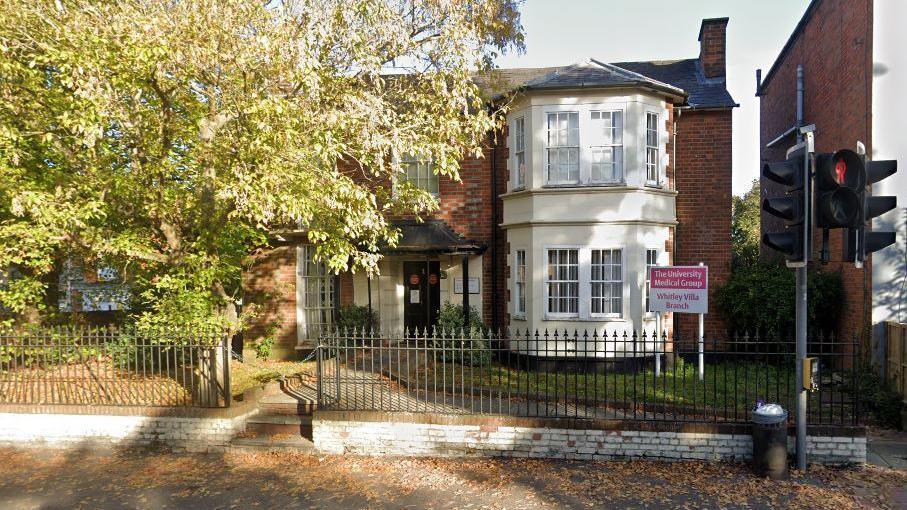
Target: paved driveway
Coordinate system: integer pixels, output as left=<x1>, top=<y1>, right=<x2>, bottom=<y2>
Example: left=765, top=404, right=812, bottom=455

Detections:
left=0, top=447, right=905, bottom=509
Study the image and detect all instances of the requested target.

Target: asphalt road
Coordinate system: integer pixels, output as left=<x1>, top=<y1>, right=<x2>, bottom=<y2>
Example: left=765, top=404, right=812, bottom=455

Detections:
left=0, top=446, right=904, bottom=509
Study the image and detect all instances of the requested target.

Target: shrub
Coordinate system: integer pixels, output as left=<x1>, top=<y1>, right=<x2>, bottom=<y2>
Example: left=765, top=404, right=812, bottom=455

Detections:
left=715, top=263, right=843, bottom=336
left=253, top=326, right=276, bottom=359
left=854, top=367, right=904, bottom=429
left=434, top=302, right=491, bottom=366
left=335, top=304, right=379, bottom=333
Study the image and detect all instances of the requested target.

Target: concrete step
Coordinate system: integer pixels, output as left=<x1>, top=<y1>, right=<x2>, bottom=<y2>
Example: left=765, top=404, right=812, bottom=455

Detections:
left=258, top=391, right=317, bottom=416
left=260, top=400, right=317, bottom=416
left=229, top=435, right=316, bottom=454
left=245, top=413, right=312, bottom=437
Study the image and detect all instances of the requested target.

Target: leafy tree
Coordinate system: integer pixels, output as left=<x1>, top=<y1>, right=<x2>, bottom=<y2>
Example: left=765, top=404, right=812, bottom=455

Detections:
left=0, top=0, right=524, bottom=328
left=716, top=263, right=843, bottom=336
left=731, top=179, right=761, bottom=268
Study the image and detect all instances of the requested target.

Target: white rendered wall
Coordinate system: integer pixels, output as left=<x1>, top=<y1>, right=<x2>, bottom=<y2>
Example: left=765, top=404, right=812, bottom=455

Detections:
left=503, top=89, right=674, bottom=342
left=871, top=1, right=907, bottom=349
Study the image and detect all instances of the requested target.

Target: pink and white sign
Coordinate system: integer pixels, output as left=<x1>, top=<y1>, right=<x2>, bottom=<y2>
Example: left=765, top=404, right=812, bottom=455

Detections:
left=648, top=266, right=708, bottom=314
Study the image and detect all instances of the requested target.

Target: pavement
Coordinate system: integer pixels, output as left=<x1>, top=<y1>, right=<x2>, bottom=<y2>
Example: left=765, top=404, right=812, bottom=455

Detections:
left=868, top=428, right=907, bottom=469
left=0, top=446, right=905, bottom=509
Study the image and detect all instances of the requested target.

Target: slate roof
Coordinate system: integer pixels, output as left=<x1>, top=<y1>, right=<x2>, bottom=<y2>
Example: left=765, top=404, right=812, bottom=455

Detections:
left=383, top=220, right=485, bottom=254
left=614, top=59, right=737, bottom=109
left=476, top=58, right=736, bottom=110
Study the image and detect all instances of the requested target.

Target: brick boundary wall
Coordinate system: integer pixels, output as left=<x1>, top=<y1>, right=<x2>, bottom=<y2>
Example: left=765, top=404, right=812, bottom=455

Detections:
left=0, top=403, right=260, bottom=453
left=313, top=412, right=866, bottom=465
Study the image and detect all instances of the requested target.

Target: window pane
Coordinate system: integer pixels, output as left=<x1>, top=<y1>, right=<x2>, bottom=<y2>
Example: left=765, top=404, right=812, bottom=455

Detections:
left=546, top=249, right=578, bottom=316
left=301, top=246, right=334, bottom=336
left=613, top=111, right=623, bottom=144
left=590, top=249, right=622, bottom=316
left=547, top=112, right=579, bottom=184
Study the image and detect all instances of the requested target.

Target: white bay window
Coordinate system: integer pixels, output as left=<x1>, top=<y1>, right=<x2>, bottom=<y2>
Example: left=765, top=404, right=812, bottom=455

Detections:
left=546, top=112, right=580, bottom=184
left=514, top=249, right=527, bottom=317
left=546, top=248, right=579, bottom=316
left=646, top=112, right=660, bottom=185
left=590, top=110, right=623, bottom=183
left=513, top=117, right=526, bottom=189
left=590, top=249, right=623, bottom=317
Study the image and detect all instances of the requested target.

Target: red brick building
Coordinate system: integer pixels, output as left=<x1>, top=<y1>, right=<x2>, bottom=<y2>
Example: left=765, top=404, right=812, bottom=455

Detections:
left=757, top=0, right=873, bottom=344
left=246, top=18, right=736, bottom=358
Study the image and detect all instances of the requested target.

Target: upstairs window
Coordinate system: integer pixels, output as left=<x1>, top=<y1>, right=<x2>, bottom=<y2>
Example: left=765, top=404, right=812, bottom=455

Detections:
left=589, top=110, right=623, bottom=183
left=546, top=112, right=579, bottom=184
left=590, top=249, right=622, bottom=317
left=401, top=156, right=439, bottom=195
left=546, top=248, right=579, bottom=316
left=513, top=117, right=526, bottom=189
left=646, top=112, right=660, bottom=184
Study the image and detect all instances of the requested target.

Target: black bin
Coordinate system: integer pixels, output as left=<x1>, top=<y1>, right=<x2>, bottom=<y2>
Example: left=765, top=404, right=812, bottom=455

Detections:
left=752, top=404, right=788, bottom=479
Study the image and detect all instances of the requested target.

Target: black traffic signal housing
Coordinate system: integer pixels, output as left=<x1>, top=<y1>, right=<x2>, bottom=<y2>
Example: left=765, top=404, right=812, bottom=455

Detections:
left=814, top=150, right=864, bottom=229
left=762, top=143, right=810, bottom=265
left=842, top=156, right=898, bottom=263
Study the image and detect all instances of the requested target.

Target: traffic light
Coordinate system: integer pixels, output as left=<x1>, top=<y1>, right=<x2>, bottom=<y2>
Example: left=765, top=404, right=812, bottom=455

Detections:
left=842, top=156, right=898, bottom=263
left=762, top=143, right=810, bottom=265
left=813, top=150, right=864, bottom=229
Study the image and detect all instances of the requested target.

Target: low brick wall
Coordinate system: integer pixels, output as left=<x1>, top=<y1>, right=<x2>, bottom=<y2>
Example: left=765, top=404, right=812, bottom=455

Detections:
left=313, top=411, right=866, bottom=465
left=0, top=404, right=257, bottom=453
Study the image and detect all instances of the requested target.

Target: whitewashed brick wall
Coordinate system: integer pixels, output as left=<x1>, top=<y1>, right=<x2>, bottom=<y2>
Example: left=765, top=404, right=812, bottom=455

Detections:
left=0, top=411, right=256, bottom=453
left=313, top=420, right=866, bottom=465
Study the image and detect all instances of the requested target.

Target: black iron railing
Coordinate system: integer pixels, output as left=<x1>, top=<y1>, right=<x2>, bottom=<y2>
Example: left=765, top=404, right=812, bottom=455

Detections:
left=0, top=326, right=231, bottom=408
left=316, top=329, right=860, bottom=425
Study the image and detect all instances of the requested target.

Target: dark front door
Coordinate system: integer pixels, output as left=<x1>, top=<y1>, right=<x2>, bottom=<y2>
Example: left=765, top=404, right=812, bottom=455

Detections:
left=403, top=261, right=441, bottom=335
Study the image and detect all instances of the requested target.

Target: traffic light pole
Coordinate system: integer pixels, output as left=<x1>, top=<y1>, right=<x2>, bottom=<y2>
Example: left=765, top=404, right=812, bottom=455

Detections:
left=795, top=127, right=815, bottom=472
left=795, top=265, right=807, bottom=470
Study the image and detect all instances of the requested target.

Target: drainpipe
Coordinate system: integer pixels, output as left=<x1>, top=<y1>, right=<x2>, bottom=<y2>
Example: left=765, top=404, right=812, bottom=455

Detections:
left=462, top=254, right=470, bottom=330
left=490, top=132, right=499, bottom=334
left=796, top=65, right=804, bottom=142
left=366, top=274, right=373, bottom=334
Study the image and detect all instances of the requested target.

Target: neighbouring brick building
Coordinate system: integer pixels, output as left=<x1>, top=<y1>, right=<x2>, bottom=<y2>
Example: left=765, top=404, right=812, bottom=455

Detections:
left=246, top=18, right=736, bottom=359
left=757, top=0, right=906, bottom=355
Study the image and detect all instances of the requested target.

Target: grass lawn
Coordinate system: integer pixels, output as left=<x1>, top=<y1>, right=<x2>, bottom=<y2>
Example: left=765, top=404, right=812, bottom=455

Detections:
left=408, top=359, right=853, bottom=420
left=230, top=356, right=315, bottom=398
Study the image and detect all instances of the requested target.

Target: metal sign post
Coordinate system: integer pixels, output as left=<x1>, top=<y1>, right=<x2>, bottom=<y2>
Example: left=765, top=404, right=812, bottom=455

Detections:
left=698, top=262, right=705, bottom=382
left=655, top=311, right=662, bottom=377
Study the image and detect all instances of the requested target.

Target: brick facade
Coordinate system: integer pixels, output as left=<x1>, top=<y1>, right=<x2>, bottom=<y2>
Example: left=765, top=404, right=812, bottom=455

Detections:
left=244, top=133, right=509, bottom=352
left=758, top=0, right=873, bottom=343
left=674, top=109, right=733, bottom=341
left=243, top=246, right=297, bottom=353
left=244, top=19, right=735, bottom=354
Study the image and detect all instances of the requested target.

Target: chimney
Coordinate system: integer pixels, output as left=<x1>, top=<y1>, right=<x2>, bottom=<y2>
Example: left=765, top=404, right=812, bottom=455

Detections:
left=698, top=17, right=729, bottom=79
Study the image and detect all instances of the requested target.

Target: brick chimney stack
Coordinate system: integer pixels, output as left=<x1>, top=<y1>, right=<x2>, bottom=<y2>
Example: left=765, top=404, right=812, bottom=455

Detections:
left=698, top=17, right=729, bottom=79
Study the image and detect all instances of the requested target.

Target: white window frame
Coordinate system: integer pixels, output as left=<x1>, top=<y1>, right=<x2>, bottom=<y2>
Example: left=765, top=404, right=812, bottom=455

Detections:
left=544, top=247, right=580, bottom=318
left=589, top=248, right=623, bottom=318
left=513, top=116, right=526, bottom=189
left=645, top=112, right=660, bottom=186
left=644, top=248, right=659, bottom=315
left=514, top=249, right=527, bottom=318
left=589, top=110, right=624, bottom=184
left=545, top=111, right=580, bottom=185
left=299, top=245, right=334, bottom=338
left=399, top=154, right=440, bottom=196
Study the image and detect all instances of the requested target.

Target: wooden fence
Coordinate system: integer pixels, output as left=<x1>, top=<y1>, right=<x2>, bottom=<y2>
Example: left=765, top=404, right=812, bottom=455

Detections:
left=886, top=322, right=907, bottom=399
